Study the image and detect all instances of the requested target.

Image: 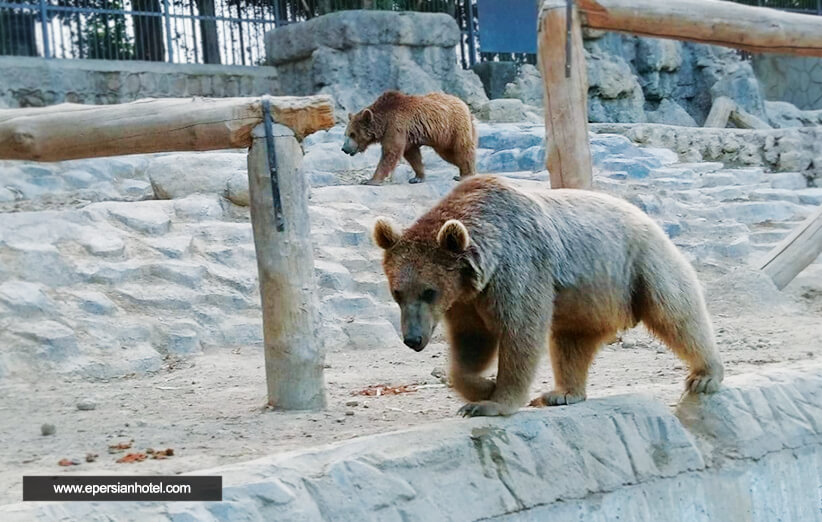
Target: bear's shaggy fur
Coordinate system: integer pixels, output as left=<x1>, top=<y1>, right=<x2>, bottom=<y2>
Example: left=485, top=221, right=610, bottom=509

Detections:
left=342, top=90, right=477, bottom=185
left=374, top=175, right=724, bottom=417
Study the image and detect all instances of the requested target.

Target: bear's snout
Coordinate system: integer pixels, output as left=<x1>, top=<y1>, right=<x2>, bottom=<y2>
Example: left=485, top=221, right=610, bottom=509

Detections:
left=341, top=137, right=359, bottom=156
left=403, top=335, right=424, bottom=351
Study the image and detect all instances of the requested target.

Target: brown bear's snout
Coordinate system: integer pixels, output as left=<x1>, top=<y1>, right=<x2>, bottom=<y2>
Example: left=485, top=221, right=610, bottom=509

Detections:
left=341, top=137, right=359, bottom=156
left=403, top=335, right=424, bottom=351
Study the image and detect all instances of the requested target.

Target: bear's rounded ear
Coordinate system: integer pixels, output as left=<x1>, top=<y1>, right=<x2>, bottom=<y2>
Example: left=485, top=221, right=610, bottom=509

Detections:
left=437, top=219, right=470, bottom=254
left=361, top=108, right=373, bottom=123
left=373, top=217, right=401, bottom=250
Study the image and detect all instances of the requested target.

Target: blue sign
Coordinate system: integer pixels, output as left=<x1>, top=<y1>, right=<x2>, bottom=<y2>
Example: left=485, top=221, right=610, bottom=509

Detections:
left=477, top=0, right=539, bottom=54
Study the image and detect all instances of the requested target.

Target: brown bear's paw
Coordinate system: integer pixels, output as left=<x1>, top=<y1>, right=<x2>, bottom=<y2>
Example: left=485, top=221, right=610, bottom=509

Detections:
left=529, top=390, right=586, bottom=407
left=362, top=178, right=384, bottom=186
left=452, top=175, right=461, bottom=182
left=457, top=400, right=515, bottom=418
left=408, top=176, right=425, bottom=184
left=686, top=371, right=722, bottom=394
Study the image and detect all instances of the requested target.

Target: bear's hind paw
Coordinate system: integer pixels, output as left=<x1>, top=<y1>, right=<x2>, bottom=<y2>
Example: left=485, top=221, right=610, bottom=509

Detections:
left=686, top=373, right=722, bottom=394
left=408, top=176, right=425, bottom=184
left=530, top=391, right=586, bottom=407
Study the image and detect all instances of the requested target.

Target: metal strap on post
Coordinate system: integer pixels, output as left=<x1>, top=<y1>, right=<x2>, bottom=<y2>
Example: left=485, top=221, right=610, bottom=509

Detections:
left=38, top=0, right=50, bottom=58
left=565, top=0, right=573, bottom=78
left=262, top=98, right=285, bottom=232
left=162, top=0, right=174, bottom=62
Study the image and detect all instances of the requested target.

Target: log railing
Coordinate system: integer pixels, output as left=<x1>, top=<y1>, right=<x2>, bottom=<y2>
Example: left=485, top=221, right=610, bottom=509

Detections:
left=0, top=96, right=335, bottom=411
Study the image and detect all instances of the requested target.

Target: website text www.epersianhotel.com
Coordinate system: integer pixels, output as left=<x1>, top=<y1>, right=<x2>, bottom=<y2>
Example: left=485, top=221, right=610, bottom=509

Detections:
left=23, top=476, right=222, bottom=501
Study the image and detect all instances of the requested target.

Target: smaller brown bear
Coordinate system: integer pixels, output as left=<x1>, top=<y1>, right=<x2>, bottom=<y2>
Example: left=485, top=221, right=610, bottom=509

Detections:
left=374, top=176, right=724, bottom=417
left=342, top=91, right=477, bottom=185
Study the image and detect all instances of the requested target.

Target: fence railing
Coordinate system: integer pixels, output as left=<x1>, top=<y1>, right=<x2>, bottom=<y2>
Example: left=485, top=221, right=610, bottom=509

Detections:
left=0, top=0, right=455, bottom=66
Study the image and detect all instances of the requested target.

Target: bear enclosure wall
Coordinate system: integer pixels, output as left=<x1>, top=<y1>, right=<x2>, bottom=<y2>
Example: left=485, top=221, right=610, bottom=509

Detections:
left=538, top=0, right=822, bottom=287
left=0, top=95, right=335, bottom=410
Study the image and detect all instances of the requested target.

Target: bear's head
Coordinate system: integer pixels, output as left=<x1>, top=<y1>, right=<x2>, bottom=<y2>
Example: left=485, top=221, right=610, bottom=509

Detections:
left=373, top=217, right=480, bottom=352
left=342, top=109, right=378, bottom=156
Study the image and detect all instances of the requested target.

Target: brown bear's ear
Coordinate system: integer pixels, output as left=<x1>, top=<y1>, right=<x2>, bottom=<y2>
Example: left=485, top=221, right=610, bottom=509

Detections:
left=361, top=108, right=373, bottom=123
left=437, top=220, right=470, bottom=254
left=373, top=217, right=401, bottom=250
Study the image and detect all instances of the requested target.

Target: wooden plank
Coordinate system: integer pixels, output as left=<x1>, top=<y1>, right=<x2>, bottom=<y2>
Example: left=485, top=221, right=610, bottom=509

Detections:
left=0, top=95, right=334, bottom=162
left=757, top=206, right=822, bottom=290
left=539, top=0, right=593, bottom=189
left=729, top=108, right=772, bottom=130
left=247, top=123, right=326, bottom=410
left=703, top=96, right=735, bottom=128
left=575, top=0, right=822, bottom=57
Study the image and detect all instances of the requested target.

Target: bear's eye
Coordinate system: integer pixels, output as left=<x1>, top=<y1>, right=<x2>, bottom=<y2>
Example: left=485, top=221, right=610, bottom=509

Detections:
left=349, top=133, right=355, bottom=138
left=392, top=290, right=403, bottom=302
left=421, top=288, right=438, bottom=303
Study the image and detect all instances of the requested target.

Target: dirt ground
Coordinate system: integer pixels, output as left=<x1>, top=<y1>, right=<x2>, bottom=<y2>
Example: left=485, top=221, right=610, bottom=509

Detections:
left=0, top=264, right=820, bottom=505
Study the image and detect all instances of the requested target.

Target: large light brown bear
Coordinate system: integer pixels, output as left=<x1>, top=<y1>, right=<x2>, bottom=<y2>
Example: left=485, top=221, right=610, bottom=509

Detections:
left=342, top=90, right=477, bottom=185
left=373, top=175, right=724, bottom=417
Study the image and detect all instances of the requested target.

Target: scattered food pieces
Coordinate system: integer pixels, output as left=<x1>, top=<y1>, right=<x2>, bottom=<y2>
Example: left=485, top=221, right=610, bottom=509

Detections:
left=58, top=458, right=80, bottom=466
left=85, top=453, right=98, bottom=463
left=41, top=423, right=56, bottom=436
left=76, top=400, right=96, bottom=411
left=345, top=400, right=359, bottom=407
left=146, top=448, right=174, bottom=460
left=353, top=384, right=417, bottom=397
left=108, top=440, right=133, bottom=453
left=116, top=453, right=147, bottom=464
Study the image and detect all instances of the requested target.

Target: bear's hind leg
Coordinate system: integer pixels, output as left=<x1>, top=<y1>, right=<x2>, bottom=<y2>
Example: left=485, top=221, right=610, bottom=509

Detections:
left=531, top=333, right=603, bottom=407
left=446, top=304, right=498, bottom=402
left=639, top=278, right=724, bottom=394
left=404, top=147, right=426, bottom=184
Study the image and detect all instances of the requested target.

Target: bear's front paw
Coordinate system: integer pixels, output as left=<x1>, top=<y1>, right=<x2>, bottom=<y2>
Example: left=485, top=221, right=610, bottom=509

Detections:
left=457, top=400, right=510, bottom=418
left=362, top=178, right=383, bottom=186
left=408, top=176, right=425, bottom=184
left=529, top=390, right=586, bottom=407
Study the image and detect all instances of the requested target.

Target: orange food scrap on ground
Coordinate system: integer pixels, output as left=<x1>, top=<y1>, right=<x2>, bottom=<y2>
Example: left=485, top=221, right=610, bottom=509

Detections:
left=147, top=448, right=174, bottom=460
left=116, top=453, right=147, bottom=464
left=353, top=384, right=417, bottom=397
left=58, top=458, right=79, bottom=467
left=108, top=441, right=133, bottom=451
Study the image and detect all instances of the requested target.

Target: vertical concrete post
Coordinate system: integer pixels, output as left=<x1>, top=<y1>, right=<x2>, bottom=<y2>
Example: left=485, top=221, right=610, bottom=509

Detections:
left=247, top=123, right=326, bottom=410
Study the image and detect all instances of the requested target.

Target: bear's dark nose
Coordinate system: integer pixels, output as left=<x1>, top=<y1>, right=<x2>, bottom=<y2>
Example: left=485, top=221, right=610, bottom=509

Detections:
left=404, top=336, right=423, bottom=351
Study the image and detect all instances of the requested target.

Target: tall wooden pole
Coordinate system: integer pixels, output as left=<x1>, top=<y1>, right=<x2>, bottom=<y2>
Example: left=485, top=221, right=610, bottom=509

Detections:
left=247, top=122, right=326, bottom=410
left=539, top=0, right=592, bottom=189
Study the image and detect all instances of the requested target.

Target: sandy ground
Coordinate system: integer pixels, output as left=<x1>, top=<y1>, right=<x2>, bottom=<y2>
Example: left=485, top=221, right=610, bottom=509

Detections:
left=0, top=262, right=820, bottom=505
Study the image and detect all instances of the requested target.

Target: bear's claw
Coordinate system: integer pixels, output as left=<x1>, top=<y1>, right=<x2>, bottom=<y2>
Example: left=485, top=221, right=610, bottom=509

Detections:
left=457, top=400, right=507, bottom=418
left=530, top=391, right=586, bottom=407
left=408, top=177, right=424, bottom=184
left=686, top=373, right=722, bottom=394
left=362, top=178, right=383, bottom=186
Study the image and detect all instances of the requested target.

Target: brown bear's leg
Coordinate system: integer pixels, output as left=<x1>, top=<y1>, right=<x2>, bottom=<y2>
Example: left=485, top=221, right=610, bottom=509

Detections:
left=458, top=329, right=545, bottom=417
left=364, top=147, right=403, bottom=185
left=642, top=302, right=724, bottom=394
left=404, top=147, right=426, bottom=184
left=531, top=333, right=604, bottom=407
left=445, top=303, right=498, bottom=402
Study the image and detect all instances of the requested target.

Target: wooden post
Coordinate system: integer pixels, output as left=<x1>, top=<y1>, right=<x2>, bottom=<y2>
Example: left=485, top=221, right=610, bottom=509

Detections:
left=248, top=122, right=326, bottom=410
left=539, top=0, right=592, bottom=189
left=757, top=206, right=822, bottom=290
left=703, top=96, right=735, bottom=128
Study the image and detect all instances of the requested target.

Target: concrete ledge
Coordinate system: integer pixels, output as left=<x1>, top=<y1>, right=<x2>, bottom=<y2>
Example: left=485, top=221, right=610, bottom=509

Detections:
left=4, top=365, right=822, bottom=521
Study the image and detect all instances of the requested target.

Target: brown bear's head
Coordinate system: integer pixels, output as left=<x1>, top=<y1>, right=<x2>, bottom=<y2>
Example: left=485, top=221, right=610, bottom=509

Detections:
left=342, top=109, right=378, bottom=156
left=373, top=217, right=477, bottom=352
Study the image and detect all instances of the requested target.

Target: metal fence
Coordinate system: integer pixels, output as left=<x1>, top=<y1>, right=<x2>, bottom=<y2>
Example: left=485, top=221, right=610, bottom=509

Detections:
left=0, top=0, right=455, bottom=65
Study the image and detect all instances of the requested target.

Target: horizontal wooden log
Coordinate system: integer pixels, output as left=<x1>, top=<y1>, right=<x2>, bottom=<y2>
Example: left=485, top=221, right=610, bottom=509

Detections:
left=757, top=206, right=822, bottom=290
left=0, top=95, right=334, bottom=162
left=573, top=0, right=822, bottom=57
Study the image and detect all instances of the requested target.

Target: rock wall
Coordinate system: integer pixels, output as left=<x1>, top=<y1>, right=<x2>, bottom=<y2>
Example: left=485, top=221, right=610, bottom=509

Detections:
left=264, top=10, right=488, bottom=118
left=5, top=365, right=822, bottom=520
left=502, top=33, right=822, bottom=129
left=0, top=57, right=279, bottom=108
left=754, top=54, right=822, bottom=110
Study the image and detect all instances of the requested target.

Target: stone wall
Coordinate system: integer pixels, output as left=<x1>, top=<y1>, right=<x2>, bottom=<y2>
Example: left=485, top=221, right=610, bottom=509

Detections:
left=5, top=365, right=822, bottom=520
left=264, top=10, right=488, bottom=118
left=0, top=57, right=279, bottom=108
left=754, top=54, right=822, bottom=110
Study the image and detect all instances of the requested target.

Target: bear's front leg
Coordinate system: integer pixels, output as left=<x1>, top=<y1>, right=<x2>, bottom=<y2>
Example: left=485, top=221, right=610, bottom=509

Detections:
left=445, top=303, right=499, bottom=403
left=364, top=140, right=404, bottom=185
left=458, top=330, right=543, bottom=418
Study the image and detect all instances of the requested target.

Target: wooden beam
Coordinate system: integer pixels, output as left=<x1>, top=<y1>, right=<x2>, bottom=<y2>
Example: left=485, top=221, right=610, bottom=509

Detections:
left=248, top=123, right=326, bottom=410
left=575, top=0, right=822, bottom=57
left=0, top=95, right=334, bottom=162
left=539, top=0, right=593, bottom=189
left=703, top=96, right=735, bottom=128
left=757, top=206, right=822, bottom=290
